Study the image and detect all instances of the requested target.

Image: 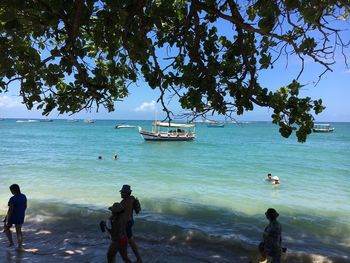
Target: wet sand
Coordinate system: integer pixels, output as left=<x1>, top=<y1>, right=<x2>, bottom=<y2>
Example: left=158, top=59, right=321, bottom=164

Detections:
left=1, top=221, right=348, bottom=263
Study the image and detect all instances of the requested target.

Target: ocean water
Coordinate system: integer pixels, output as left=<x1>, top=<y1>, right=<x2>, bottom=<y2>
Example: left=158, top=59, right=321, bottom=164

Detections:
left=0, top=119, right=349, bottom=262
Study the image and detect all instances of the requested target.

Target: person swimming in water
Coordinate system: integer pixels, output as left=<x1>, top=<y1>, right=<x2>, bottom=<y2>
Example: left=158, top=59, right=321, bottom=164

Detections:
left=271, top=176, right=281, bottom=185
left=266, top=173, right=273, bottom=181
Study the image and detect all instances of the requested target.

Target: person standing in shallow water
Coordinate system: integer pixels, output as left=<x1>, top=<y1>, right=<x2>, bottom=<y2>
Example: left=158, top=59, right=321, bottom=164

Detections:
left=3, top=184, right=27, bottom=249
left=119, top=184, right=142, bottom=263
left=259, top=208, right=282, bottom=263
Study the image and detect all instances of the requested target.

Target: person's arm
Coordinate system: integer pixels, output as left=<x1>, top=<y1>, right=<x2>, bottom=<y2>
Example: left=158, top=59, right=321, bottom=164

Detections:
left=6, top=203, right=14, bottom=225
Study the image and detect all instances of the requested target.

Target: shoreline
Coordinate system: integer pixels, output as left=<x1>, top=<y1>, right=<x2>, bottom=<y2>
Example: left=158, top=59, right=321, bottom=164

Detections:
left=1, top=216, right=349, bottom=263
left=1, top=232, right=348, bottom=263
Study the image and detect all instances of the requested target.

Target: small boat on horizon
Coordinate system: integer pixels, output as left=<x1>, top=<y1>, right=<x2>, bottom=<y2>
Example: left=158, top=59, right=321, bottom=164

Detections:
left=16, top=119, right=39, bottom=123
left=115, top=124, right=136, bottom=129
left=84, top=119, right=95, bottom=123
left=40, top=118, right=53, bottom=122
left=138, top=121, right=195, bottom=141
left=207, top=121, right=225, bottom=128
left=67, top=119, right=79, bottom=122
left=313, top=123, right=335, bottom=133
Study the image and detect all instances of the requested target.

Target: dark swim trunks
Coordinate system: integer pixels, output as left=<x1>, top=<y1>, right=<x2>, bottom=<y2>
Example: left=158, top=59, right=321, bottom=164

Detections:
left=126, top=219, right=134, bottom=238
left=113, top=236, right=128, bottom=247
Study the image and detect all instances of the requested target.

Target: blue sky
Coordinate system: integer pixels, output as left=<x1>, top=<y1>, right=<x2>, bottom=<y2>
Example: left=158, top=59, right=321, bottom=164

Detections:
left=1, top=16, right=350, bottom=122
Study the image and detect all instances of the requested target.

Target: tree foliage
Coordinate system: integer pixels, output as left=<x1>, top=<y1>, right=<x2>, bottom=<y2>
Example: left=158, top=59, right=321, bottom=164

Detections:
left=0, top=0, right=349, bottom=141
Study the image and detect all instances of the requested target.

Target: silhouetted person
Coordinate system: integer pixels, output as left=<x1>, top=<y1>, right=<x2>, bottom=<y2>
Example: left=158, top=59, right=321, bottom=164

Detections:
left=120, top=185, right=142, bottom=263
left=113, top=154, right=119, bottom=160
left=105, top=202, right=131, bottom=263
left=259, top=208, right=282, bottom=263
left=3, top=184, right=27, bottom=249
left=98, top=156, right=103, bottom=160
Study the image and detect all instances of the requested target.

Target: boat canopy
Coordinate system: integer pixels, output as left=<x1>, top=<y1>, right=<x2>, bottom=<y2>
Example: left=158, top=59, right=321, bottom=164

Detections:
left=153, top=121, right=195, bottom=128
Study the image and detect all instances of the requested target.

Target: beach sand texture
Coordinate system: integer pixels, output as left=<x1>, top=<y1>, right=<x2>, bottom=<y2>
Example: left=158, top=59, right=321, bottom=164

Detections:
left=0, top=207, right=349, bottom=263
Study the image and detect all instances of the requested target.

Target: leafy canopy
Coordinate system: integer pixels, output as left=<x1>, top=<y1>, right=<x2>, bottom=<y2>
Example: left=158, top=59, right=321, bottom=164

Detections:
left=0, top=0, right=349, bottom=142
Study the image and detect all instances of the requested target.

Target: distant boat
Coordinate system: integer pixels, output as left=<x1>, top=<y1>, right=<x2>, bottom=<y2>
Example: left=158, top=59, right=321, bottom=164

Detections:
left=207, top=121, right=225, bottom=128
left=84, top=119, right=95, bottom=123
left=40, top=119, right=53, bottom=122
left=138, top=121, right=195, bottom=141
left=313, top=124, right=335, bottom=133
left=115, top=124, right=136, bottom=129
left=16, top=119, right=39, bottom=123
left=67, top=119, right=79, bottom=122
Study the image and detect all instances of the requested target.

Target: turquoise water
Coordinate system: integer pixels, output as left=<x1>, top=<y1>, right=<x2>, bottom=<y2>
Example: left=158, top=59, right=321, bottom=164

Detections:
left=0, top=119, right=349, bottom=260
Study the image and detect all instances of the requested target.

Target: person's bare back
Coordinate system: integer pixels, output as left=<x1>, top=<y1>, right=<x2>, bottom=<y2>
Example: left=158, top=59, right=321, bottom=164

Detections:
left=120, top=195, right=136, bottom=221
left=119, top=184, right=143, bottom=263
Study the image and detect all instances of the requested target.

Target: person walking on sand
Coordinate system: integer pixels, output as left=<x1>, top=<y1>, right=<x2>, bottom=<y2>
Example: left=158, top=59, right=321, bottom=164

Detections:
left=3, top=184, right=27, bottom=249
left=105, top=202, right=131, bottom=263
left=259, top=208, right=282, bottom=263
left=119, top=184, right=142, bottom=263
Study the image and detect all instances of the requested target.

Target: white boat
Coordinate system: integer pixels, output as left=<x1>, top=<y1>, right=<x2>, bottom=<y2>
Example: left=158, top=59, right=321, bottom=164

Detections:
left=16, top=119, right=39, bottom=123
left=207, top=121, right=225, bottom=127
left=313, top=124, right=335, bottom=133
left=138, top=121, right=195, bottom=141
left=84, top=119, right=95, bottom=123
left=40, top=118, right=53, bottom=122
left=115, top=124, right=136, bottom=129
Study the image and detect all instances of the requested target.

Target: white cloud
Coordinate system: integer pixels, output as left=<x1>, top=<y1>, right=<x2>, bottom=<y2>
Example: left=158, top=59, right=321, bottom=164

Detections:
left=135, top=100, right=156, bottom=112
left=0, top=95, right=24, bottom=109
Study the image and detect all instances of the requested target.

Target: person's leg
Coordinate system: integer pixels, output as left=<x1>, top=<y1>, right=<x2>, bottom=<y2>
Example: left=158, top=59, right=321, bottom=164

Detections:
left=107, top=242, right=118, bottom=263
left=118, top=243, right=131, bottom=263
left=270, top=254, right=281, bottom=263
left=4, top=225, right=14, bottom=247
left=258, top=242, right=267, bottom=262
left=15, top=225, right=23, bottom=249
left=128, top=237, right=142, bottom=263
left=126, top=220, right=142, bottom=262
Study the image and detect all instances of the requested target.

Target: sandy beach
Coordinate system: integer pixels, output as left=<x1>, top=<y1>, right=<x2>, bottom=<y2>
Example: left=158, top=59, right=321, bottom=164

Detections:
left=1, top=215, right=349, bottom=263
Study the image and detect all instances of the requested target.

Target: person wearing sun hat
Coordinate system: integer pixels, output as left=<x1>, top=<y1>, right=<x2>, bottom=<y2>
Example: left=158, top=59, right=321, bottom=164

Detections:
left=119, top=185, right=142, bottom=263
left=271, top=176, right=281, bottom=185
left=259, top=208, right=282, bottom=263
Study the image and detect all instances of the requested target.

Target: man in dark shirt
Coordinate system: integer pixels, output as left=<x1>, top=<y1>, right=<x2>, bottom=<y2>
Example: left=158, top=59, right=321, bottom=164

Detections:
left=4, top=184, right=27, bottom=249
